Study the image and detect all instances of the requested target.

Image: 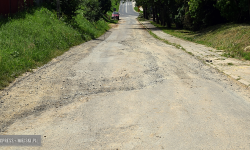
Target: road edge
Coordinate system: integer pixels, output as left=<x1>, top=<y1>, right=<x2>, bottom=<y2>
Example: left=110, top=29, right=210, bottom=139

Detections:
left=137, top=19, right=250, bottom=89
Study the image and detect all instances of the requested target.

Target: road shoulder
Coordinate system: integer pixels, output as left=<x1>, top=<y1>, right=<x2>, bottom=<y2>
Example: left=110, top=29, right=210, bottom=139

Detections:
left=139, top=20, right=250, bottom=87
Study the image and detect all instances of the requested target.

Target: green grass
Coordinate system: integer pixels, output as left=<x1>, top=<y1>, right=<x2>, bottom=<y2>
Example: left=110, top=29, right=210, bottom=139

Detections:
left=143, top=24, right=185, bottom=51
left=74, top=13, right=110, bottom=39
left=150, top=21, right=250, bottom=60
left=0, top=5, right=116, bottom=90
left=138, top=19, right=185, bottom=51
left=188, top=52, right=194, bottom=56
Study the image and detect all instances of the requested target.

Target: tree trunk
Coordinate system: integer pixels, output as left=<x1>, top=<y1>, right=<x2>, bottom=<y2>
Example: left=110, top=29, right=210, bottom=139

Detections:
left=145, top=6, right=148, bottom=19
left=159, top=7, right=162, bottom=25
left=9, top=0, right=11, bottom=14
left=249, top=0, right=250, bottom=21
left=167, top=15, right=171, bottom=28
left=165, top=6, right=171, bottom=28
left=163, top=5, right=166, bottom=26
left=155, top=6, right=159, bottom=24
left=57, top=0, right=60, bottom=18
left=153, top=5, right=156, bottom=22
left=160, top=8, right=165, bottom=26
left=143, top=6, right=146, bottom=19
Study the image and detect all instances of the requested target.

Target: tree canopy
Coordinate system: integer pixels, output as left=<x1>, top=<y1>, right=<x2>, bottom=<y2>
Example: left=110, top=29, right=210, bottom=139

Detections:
left=135, top=0, right=250, bottom=30
left=47, top=0, right=113, bottom=21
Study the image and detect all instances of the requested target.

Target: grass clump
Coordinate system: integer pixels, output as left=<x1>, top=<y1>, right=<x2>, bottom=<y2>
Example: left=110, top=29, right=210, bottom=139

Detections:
left=150, top=21, right=250, bottom=61
left=188, top=52, right=194, bottom=56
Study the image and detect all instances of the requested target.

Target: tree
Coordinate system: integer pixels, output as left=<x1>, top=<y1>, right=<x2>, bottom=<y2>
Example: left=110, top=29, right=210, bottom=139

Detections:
left=99, top=0, right=112, bottom=14
left=81, top=0, right=101, bottom=22
left=135, top=0, right=249, bottom=31
left=216, top=0, right=250, bottom=22
left=188, top=0, right=223, bottom=30
left=60, top=0, right=82, bottom=19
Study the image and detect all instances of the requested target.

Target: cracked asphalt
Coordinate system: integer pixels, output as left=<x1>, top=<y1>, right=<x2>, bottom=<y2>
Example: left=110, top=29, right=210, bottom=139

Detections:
left=139, top=20, right=250, bottom=87
left=1, top=1, right=250, bottom=149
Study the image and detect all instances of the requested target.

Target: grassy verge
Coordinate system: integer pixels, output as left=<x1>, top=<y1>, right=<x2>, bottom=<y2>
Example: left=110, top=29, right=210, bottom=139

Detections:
left=0, top=2, right=120, bottom=90
left=150, top=21, right=250, bottom=60
left=148, top=30, right=185, bottom=51
left=137, top=18, right=185, bottom=52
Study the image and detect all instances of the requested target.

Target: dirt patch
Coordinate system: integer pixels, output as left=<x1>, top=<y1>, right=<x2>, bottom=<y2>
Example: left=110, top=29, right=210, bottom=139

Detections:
left=109, top=24, right=119, bottom=28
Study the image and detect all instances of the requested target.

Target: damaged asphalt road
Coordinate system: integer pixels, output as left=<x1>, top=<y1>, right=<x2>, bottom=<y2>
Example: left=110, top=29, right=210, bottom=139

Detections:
left=1, top=1, right=250, bottom=149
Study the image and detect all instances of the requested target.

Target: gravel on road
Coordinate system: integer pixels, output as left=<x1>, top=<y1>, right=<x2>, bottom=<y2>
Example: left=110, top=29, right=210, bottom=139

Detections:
left=1, top=1, right=250, bottom=149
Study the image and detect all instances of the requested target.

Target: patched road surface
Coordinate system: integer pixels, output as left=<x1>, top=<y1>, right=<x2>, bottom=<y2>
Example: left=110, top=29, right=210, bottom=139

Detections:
left=1, top=1, right=250, bottom=149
